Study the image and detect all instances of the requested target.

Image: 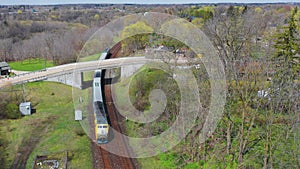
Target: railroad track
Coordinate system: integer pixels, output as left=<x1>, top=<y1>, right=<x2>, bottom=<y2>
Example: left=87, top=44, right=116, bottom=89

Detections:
left=90, top=42, right=138, bottom=169
left=104, top=85, right=136, bottom=169
left=98, top=145, right=113, bottom=169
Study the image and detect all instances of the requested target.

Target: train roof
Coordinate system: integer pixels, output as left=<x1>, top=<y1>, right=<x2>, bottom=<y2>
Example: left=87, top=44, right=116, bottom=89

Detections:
left=99, top=52, right=108, bottom=60
left=94, top=101, right=108, bottom=124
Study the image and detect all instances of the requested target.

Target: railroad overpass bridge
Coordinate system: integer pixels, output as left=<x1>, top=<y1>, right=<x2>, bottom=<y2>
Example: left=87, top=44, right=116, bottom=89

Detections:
left=0, top=57, right=148, bottom=89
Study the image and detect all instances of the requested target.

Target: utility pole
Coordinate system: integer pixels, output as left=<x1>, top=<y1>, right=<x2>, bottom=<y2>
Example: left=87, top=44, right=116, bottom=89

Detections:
left=22, top=82, right=26, bottom=102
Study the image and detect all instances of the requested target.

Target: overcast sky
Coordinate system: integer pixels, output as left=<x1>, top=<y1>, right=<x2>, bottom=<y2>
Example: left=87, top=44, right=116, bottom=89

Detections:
left=0, top=0, right=299, bottom=5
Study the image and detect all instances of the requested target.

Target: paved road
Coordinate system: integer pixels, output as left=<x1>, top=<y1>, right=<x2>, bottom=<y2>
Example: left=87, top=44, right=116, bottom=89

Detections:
left=0, top=56, right=197, bottom=89
left=11, top=70, right=29, bottom=75
left=0, top=57, right=148, bottom=89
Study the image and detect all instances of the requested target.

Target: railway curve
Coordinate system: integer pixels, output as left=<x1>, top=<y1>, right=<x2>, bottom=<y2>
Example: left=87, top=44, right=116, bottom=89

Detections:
left=91, top=42, right=138, bottom=169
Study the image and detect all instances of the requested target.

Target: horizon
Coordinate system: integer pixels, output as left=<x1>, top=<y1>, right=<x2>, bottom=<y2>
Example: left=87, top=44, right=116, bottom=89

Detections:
left=0, top=0, right=299, bottom=5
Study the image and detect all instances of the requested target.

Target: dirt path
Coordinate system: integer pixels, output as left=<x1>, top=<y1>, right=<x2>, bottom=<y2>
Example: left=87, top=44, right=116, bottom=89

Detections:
left=10, top=118, right=52, bottom=169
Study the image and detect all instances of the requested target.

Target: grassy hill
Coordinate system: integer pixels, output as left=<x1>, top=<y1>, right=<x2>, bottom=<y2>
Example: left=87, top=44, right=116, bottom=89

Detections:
left=0, top=82, right=92, bottom=169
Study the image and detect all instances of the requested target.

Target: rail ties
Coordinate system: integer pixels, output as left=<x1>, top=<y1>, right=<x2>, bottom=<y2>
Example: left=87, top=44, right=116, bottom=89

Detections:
left=98, top=145, right=113, bottom=169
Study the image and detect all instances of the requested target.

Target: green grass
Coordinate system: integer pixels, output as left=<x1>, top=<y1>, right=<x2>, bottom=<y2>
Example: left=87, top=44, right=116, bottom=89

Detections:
left=0, top=82, right=92, bottom=169
left=9, top=59, right=54, bottom=71
left=79, top=53, right=101, bottom=62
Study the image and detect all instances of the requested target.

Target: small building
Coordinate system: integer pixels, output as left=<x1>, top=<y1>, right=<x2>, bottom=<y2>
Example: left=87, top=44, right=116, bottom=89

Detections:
left=0, top=62, right=10, bottom=76
left=75, top=110, right=82, bottom=121
left=19, top=102, right=31, bottom=115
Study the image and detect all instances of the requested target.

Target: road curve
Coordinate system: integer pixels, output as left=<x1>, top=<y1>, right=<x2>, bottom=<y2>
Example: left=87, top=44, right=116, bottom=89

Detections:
left=0, top=56, right=198, bottom=89
left=0, top=57, right=147, bottom=89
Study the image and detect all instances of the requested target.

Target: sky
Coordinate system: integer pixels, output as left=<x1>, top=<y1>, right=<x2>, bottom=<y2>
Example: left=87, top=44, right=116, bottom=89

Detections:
left=0, top=0, right=299, bottom=5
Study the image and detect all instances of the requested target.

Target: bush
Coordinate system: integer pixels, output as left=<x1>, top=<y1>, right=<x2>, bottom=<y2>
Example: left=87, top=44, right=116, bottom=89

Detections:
left=5, top=103, right=21, bottom=119
left=74, top=127, right=85, bottom=137
left=0, top=89, right=22, bottom=120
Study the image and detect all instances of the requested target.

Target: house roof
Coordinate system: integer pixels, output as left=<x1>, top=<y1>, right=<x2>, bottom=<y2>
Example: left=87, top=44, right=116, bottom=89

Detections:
left=1, top=66, right=10, bottom=70
left=0, top=62, right=9, bottom=68
left=20, top=102, right=31, bottom=107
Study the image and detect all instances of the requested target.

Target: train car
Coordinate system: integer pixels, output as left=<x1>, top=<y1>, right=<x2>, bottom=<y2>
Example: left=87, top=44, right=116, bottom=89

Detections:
left=99, top=49, right=109, bottom=60
left=94, top=101, right=109, bottom=144
left=93, top=70, right=102, bottom=102
left=93, top=70, right=110, bottom=144
left=92, top=51, right=110, bottom=144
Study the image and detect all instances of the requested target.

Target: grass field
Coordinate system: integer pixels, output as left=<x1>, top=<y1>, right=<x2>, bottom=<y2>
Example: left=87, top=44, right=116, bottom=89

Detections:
left=79, top=53, right=101, bottom=62
left=0, top=82, right=92, bottom=169
left=9, top=59, right=54, bottom=71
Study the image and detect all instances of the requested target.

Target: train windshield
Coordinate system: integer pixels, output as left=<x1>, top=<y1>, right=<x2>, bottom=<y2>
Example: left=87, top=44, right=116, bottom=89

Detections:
left=94, top=71, right=101, bottom=78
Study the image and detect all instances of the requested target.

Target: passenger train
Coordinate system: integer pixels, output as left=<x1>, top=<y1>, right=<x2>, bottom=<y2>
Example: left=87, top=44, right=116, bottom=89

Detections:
left=93, top=51, right=110, bottom=144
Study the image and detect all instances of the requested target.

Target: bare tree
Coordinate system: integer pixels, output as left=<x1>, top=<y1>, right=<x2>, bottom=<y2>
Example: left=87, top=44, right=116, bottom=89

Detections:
left=0, top=38, right=13, bottom=61
left=202, top=6, right=277, bottom=167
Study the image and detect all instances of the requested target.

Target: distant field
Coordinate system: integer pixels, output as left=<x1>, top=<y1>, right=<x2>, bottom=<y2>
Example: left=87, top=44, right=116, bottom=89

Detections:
left=9, top=59, right=54, bottom=71
left=0, top=82, right=92, bottom=169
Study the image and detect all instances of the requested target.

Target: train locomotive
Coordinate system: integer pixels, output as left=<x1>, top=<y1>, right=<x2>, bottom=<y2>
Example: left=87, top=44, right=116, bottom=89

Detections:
left=93, top=51, right=110, bottom=144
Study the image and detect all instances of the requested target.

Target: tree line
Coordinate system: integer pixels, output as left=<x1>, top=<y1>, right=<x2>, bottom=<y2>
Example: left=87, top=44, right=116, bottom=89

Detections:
left=122, top=5, right=299, bottom=168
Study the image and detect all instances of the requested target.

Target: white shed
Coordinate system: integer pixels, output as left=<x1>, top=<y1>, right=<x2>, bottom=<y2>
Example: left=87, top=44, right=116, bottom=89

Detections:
left=19, top=102, right=31, bottom=115
left=75, top=110, right=82, bottom=121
